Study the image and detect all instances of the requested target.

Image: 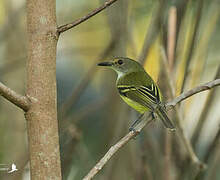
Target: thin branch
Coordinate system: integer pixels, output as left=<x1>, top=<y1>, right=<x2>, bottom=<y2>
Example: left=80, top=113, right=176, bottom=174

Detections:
left=83, top=133, right=136, bottom=180
left=57, top=0, right=119, bottom=34
left=191, top=66, right=220, bottom=147
left=166, top=79, right=220, bottom=107
left=0, top=81, right=30, bottom=111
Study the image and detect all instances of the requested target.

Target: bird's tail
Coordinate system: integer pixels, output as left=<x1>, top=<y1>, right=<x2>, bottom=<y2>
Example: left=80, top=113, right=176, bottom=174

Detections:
left=155, top=106, right=175, bottom=131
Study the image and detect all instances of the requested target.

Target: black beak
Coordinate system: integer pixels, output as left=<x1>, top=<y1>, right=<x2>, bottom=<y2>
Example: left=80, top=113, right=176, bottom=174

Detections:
left=97, top=61, right=113, bottom=66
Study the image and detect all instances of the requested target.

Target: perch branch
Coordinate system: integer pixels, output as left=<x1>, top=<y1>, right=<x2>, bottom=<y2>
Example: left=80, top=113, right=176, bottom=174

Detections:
left=166, top=79, right=220, bottom=107
left=83, top=116, right=153, bottom=180
left=83, top=131, right=137, bottom=180
left=83, top=78, right=220, bottom=180
left=191, top=66, right=220, bottom=147
left=0, top=81, right=30, bottom=111
left=57, top=0, right=119, bottom=34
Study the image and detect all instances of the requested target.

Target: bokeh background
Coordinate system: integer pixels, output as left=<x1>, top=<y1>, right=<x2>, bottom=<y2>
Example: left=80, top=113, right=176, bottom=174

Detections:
left=0, top=0, right=220, bottom=179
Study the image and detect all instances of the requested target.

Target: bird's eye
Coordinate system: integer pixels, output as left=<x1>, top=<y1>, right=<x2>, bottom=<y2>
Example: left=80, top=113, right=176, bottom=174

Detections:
left=118, top=59, right=123, bottom=65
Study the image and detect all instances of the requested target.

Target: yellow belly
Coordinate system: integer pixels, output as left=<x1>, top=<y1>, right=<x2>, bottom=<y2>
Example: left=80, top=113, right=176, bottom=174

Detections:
left=120, top=95, right=149, bottom=114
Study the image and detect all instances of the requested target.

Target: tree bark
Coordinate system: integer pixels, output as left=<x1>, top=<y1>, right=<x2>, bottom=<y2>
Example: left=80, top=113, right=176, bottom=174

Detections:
left=26, top=0, right=62, bottom=179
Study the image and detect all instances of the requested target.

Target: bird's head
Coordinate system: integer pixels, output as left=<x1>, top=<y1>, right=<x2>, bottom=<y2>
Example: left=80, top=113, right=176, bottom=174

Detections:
left=97, top=57, right=144, bottom=76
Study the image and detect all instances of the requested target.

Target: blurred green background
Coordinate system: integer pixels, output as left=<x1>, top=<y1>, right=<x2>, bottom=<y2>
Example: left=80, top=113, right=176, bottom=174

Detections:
left=0, top=0, right=220, bottom=179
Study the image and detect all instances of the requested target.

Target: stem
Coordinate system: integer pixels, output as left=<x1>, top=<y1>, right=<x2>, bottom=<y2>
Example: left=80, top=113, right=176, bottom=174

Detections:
left=0, top=81, right=30, bottom=111
left=166, top=79, right=220, bottom=107
left=57, top=0, right=119, bottom=34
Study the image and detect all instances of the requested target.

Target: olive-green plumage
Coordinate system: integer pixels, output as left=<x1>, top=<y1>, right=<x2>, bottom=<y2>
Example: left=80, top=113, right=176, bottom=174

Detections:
left=98, top=57, right=175, bottom=130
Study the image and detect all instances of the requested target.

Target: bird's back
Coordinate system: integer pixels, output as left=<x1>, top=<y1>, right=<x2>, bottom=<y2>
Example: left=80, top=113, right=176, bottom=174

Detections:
left=116, top=71, right=154, bottom=87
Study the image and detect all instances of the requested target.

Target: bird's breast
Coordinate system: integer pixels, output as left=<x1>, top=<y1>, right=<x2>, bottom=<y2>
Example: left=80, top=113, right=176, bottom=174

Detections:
left=120, top=95, right=149, bottom=114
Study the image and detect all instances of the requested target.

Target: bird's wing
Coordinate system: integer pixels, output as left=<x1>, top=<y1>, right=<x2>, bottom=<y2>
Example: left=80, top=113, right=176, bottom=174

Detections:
left=117, top=84, right=161, bottom=110
left=138, top=84, right=161, bottom=103
left=118, top=85, right=175, bottom=130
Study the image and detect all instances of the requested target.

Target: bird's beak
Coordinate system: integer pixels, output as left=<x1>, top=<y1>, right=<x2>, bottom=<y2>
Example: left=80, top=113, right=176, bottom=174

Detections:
left=97, top=61, right=113, bottom=67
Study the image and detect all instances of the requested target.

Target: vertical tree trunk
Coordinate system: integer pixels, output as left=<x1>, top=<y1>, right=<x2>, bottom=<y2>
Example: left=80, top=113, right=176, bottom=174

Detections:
left=26, top=0, right=62, bottom=179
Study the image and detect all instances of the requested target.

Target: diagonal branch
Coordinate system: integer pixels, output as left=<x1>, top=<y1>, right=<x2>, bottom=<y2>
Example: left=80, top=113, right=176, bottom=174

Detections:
left=83, top=115, right=154, bottom=180
left=83, top=131, right=137, bottom=180
left=0, top=81, right=30, bottom=111
left=83, top=78, right=220, bottom=180
left=166, top=79, right=220, bottom=107
left=57, top=0, right=119, bottom=34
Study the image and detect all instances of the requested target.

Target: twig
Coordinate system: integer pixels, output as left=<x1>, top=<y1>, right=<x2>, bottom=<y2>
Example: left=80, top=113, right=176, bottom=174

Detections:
left=166, top=79, right=220, bottom=107
left=83, top=132, right=136, bottom=180
left=191, top=66, right=220, bottom=147
left=57, top=0, right=119, bottom=34
left=83, top=77, right=220, bottom=179
left=0, top=81, right=30, bottom=111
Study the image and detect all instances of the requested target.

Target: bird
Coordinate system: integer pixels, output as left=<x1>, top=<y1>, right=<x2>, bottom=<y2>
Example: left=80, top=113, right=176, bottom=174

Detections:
left=8, top=163, right=18, bottom=173
left=98, top=57, right=175, bottom=131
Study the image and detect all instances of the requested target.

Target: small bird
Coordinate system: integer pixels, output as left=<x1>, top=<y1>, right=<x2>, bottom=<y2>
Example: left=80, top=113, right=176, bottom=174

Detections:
left=8, top=163, right=18, bottom=173
left=98, top=57, right=175, bottom=131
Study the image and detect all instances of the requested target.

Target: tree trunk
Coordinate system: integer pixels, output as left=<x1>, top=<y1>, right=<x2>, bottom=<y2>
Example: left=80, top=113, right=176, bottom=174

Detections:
left=26, top=0, right=62, bottom=179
